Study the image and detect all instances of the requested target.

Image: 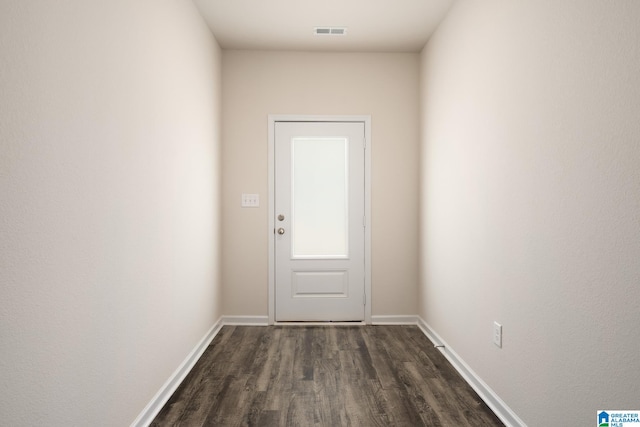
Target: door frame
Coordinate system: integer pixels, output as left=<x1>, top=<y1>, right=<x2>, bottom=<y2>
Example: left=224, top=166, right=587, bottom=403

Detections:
left=268, top=115, right=372, bottom=325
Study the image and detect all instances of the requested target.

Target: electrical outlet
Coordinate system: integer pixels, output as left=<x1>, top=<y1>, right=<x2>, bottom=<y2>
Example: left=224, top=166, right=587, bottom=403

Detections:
left=493, top=322, right=502, bottom=348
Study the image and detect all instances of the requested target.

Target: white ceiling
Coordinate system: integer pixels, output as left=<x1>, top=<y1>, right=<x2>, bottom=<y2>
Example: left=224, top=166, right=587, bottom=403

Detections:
left=194, top=0, right=455, bottom=52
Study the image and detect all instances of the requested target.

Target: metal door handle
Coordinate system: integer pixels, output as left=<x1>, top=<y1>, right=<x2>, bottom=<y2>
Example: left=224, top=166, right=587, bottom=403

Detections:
left=278, top=214, right=285, bottom=221
left=277, top=228, right=285, bottom=235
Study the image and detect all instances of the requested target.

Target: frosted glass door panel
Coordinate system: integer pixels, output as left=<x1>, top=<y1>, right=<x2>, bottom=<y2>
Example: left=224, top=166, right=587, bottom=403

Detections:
left=292, top=138, right=349, bottom=258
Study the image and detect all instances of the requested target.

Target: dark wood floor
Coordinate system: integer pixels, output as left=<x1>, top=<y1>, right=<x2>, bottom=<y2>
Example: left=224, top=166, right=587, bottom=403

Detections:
left=151, top=325, right=503, bottom=426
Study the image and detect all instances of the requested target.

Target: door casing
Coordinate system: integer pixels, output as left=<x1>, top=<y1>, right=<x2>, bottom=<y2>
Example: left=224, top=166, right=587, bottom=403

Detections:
left=268, top=115, right=372, bottom=325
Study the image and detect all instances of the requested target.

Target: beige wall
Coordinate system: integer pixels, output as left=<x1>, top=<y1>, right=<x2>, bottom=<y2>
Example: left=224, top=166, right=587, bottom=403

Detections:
left=222, top=51, right=420, bottom=317
left=420, top=1, right=640, bottom=425
left=0, top=1, right=222, bottom=425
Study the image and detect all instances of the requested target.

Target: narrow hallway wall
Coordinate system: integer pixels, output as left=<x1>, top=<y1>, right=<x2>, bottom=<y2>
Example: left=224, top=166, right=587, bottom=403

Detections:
left=0, top=1, right=223, bottom=425
left=221, top=51, right=421, bottom=318
left=419, top=1, right=640, bottom=425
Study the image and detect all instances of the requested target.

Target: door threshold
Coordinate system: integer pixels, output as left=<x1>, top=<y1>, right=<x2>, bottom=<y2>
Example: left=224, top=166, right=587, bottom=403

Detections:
left=274, top=321, right=366, bottom=326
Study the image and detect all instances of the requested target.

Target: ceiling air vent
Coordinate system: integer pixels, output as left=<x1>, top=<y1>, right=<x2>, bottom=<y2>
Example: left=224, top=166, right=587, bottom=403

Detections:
left=314, top=27, right=347, bottom=36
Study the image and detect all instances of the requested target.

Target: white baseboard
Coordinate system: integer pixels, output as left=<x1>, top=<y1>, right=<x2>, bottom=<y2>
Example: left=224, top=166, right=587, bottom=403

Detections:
left=416, top=317, right=527, bottom=427
left=222, top=315, right=269, bottom=326
left=371, top=315, right=419, bottom=325
left=130, top=317, right=224, bottom=427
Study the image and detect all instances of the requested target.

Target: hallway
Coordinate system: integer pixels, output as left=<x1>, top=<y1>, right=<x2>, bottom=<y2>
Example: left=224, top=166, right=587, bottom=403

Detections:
left=152, top=326, right=502, bottom=426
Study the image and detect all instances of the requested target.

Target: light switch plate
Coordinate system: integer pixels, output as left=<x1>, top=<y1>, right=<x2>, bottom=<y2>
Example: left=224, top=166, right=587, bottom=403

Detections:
left=241, top=193, right=259, bottom=208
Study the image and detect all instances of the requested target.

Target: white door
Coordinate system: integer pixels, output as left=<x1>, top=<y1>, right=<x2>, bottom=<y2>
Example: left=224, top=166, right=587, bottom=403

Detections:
left=275, top=121, right=365, bottom=321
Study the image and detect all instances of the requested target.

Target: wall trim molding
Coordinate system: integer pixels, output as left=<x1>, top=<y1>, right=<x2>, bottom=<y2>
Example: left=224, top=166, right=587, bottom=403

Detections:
left=131, top=317, right=224, bottom=427
left=222, top=315, right=269, bottom=326
left=416, top=317, right=527, bottom=427
left=371, top=315, right=419, bottom=325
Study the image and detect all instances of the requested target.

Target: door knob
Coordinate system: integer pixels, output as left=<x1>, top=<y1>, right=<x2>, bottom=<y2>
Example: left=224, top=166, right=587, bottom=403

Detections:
left=278, top=214, right=285, bottom=221
left=277, top=228, right=285, bottom=235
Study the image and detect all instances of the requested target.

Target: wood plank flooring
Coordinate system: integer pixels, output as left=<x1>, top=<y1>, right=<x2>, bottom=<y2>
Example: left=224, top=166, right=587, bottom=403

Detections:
left=151, top=325, right=503, bottom=426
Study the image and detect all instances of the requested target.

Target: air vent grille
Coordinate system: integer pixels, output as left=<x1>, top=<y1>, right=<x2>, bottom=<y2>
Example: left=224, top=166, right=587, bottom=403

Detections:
left=314, top=27, right=348, bottom=36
